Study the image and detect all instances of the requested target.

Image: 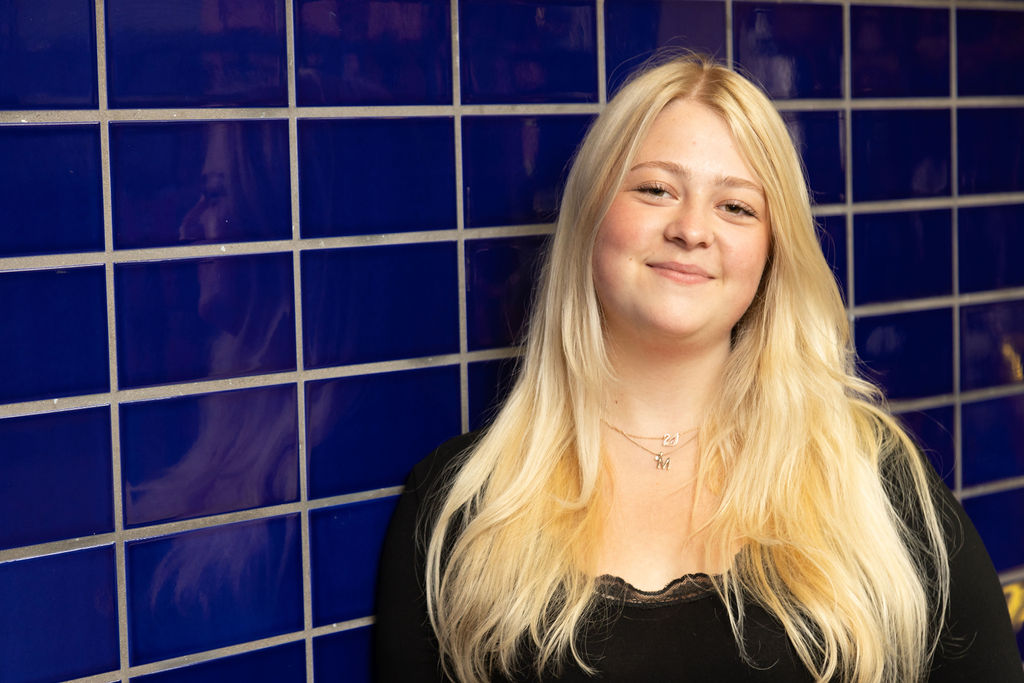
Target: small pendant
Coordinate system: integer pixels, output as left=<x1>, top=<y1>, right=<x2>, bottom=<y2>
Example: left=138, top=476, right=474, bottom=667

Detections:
left=662, top=432, right=679, bottom=447
left=654, top=453, right=671, bottom=470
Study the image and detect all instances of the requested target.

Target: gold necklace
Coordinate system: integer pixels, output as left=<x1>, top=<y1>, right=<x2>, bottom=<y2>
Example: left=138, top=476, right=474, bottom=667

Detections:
left=603, top=420, right=699, bottom=470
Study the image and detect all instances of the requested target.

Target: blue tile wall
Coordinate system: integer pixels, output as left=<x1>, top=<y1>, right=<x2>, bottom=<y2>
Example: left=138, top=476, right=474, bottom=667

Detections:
left=2, top=1, right=1023, bottom=678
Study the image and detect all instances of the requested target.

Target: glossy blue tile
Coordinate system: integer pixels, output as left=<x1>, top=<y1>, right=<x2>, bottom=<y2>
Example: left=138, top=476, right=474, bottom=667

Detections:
left=130, top=641, right=305, bottom=683
left=294, top=0, right=451, bottom=106
left=105, top=0, right=287, bottom=108
left=959, top=204, right=1024, bottom=293
left=897, top=406, right=955, bottom=487
left=961, top=300, right=1024, bottom=392
left=459, top=0, right=597, bottom=104
left=853, top=209, right=952, bottom=305
left=604, top=0, right=726, bottom=93
left=0, top=0, right=98, bottom=109
left=962, top=394, right=1024, bottom=488
left=314, top=627, right=371, bottom=683
left=852, top=110, right=950, bottom=202
left=855, top=308, right=953, bottom=400
left=962, top=488, right=1024, bottom=572
left=958, top=108, right=1024, bottom=195
left=127, top=515, right=302, bottom=664
left=298, top=118, right=455, bottom=238
left=816, top=215, right=847, bottom=300
left=0, top=266, right=108, bottom=403
left=733, top=2, right=842, bottom=100
left=0, top=124, right=103, bottom=256
left=306, top=366, right=460, bottom=499
left=301, top=243, right=458, bottom=368
left=0, top=407, right=112, bottom=551
left=115, top=253, right=295, bottom=388
left=466, top=235, right=546, bottom=350
left=781, top=110, right=845, bottom=205
left=111, top=121, right=291, bottom=249
left=121, top=384, right=298, bottom=527
left=310, top=496, right=398, bottom=626
left=462, top=115, right=592, bottom=228
left=851, top=6, right=948, bottom=98
left=0, top=546, right=117, bottom=683
left=958, top=9, right=1024, bottom=97
left=468, top=357, right=519, bottom=431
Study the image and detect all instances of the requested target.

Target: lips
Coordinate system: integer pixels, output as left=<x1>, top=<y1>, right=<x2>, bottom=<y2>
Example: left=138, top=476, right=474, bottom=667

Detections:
left=647, top=261, right=713, bottom=282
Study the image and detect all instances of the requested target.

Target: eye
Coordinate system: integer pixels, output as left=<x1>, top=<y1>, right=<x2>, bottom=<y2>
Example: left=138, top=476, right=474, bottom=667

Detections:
left=633, top=182, right=672, bottom=199
left=720, top=200, right=758, bottom=218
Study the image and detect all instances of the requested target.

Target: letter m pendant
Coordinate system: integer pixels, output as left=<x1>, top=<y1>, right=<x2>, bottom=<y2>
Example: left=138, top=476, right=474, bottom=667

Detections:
left=654, top=453, right=671, bottom=470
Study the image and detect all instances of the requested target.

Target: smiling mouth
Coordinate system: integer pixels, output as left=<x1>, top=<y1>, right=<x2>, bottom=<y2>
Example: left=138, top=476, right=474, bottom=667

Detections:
left=648, top=261, right=713, bottom=283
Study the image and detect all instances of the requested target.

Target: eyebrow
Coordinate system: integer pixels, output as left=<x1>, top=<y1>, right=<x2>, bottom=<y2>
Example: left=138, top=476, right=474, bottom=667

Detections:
left=629, top=160, right=764, bottom=194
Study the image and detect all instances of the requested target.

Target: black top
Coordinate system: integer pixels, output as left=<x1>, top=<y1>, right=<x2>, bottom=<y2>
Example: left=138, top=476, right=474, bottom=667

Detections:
left=374, top=432, right=1023, bottom=682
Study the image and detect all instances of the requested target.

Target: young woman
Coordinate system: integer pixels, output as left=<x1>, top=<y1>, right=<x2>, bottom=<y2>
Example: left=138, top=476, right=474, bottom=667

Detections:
left=374, top=55, right=1022, bottom=682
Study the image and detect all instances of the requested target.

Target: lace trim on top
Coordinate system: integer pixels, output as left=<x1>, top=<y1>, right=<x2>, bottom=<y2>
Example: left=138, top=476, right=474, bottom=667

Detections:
left=595, top=573, right=718, bottom=607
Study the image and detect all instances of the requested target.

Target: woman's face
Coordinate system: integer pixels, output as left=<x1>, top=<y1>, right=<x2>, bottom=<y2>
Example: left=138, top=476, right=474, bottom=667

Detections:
left=592, top=99, right=770, bottom=352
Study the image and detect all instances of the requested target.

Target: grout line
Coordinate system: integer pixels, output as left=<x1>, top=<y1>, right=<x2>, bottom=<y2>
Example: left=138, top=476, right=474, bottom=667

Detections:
left=842, top=1, right=855, bottom=320
left=961, top=475, right=1024, bottom=500
left=595, top=0, right=607, bottom=105
left=452, top=0, right=470, bottom=434
left=949, top=4, right=963, bottom=496
left=725, top=0, right=734, bottom=68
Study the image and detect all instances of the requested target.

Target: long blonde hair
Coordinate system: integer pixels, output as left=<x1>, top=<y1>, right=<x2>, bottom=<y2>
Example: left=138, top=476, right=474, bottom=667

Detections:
left=424, top=55, right=949, bottom=683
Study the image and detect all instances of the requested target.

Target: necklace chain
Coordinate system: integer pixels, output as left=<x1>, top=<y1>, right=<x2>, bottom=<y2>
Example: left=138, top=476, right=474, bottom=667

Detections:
left=602, top=420, right=699, bottom=471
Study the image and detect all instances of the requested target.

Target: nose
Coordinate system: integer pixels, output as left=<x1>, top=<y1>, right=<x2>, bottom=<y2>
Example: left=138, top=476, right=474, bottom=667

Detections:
left=664, top=200, right=713, bottom=248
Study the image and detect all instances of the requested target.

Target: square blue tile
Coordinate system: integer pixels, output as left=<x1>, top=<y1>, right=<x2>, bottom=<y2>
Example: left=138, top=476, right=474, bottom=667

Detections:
left=853, top=209, right=952, bottom=305
left=126, top=515, right=302, bottom=664
left=816, top=214, right=847, bottom=300
left=115, top=253, right=296, bottom=388
left=0, top=0, right=98, bottom=109
left=468, top=357, right=519, bottom=431
left=855, top=308, right=953, bottom=400
left=121, top=384, right=298, bottom=527
left=466, top=235, right=546, bottom=351
left=958, top=108, right=1024, bottom=195
left=130, top=641, right=305, bottom=683
left=111, top=120, right=291, bottom=249
left=962, top=394, right=1024, bottom=488
left=0, top=546, right=118, bottom=683
left=0, top=407, right=113, bottom=550
left=781, top=110, right=845, bottom=205
left=962, top=488, right=1024, bottom=572
left=294, top=0, right=452, bottom=106
left=306, top=366, right=461, bottom=499
left=960, top=300, right=1024, bottom=392
left=604, top=0, right=726, bottom=94
left=301, top=243, right=459, bottom=368
left=314, top=627, right=371, bottom=683
left=733, top=2, right=842, bottom=100
left=851, top=6, right=949, bottom=98
left=959, top=204, right=1024, bottom=293
left=958, top=9, right=1024, bottom=96
left=852, top=109, right=950, bottom=201
left=0, top=124, right=103, bottom=257
left=459, top=0, right=597, bottom=104
left=105, top=0, right=287, bottom=108
left=462, top=115, right=592, bottom=228
left=298, top=118, right=455, bottom=238
left=0, top=266, right=109, bottom=404
left=310, top=497, right=399, bottom=626
left=897, top=406, right=955, bottom=488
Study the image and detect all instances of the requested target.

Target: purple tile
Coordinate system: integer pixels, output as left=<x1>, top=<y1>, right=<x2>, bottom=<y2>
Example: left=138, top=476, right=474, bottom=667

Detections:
left=0, top=124, right=103, bottom=257
left=962, top=488, right=1024, bottom=572
left=130, top=642, right=305, bottom=683
left=115, top=253, right=295, bottom=388
left=301, top=243, right=458, bottom=368
left=897, top=405, right=955, bottom=487
left=468, top=357, right=519, bottom=431
left=310, top=496, right=398, bottom=625
left=105, top=0, right=287, bottom=108
left=958, top=108, right=1024, bottom=195
left=852, top=109, right=950, bottom=201
left=0, top=266, right=109, bottom=404
left=962, top=394, right=1024, bottom=488
left=733, top=2, right=842, bottom=100
left=0, top=407, right=113, bottom=551
left=958, top=9, right=1024, bottom=96
left=0, top=0, right=98, bottom=108
left=298, top=118, right=455, bottom=238
left=306, top=366, right=460, bottom=499
left=959, top=204, right=1024, bottom=293
left=851, top=6, right=949, bottom=98
left=127, top=515, right=302, bottom=664
left=0, top=546, right=118, bottom=683
left=459, top=0, right=597, bottom=104
left=853, top=209, right=952, bottom=305
left=781, top=110, right=845, bottom=205
left=604, top=0, right=726, bottom=93
left=462, top=114, right=592, bottom=228
left=961, top=300, right=1024, bottom=392
left=855, top=308, right=953, bottom=400
left=466, top=235, right=546, bottom=350
left=111, top=121, right=291, bottom=249
left=314, top=627, right=371, bottom=683
left=121, top=384, right=298, bottom=527
left=294, top=0, right=451, bottom=106
left=816, top=214, right=847, bottom=300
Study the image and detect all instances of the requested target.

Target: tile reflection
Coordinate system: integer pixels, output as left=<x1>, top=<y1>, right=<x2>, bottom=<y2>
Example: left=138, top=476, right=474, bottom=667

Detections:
left=961, top=300, right=1024, bottom=391
left=961, top=394, right=1024, bottom=487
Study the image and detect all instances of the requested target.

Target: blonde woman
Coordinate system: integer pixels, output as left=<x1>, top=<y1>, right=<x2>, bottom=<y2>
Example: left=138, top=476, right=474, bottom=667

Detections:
left=374, top=55, right=1022, bottom=682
